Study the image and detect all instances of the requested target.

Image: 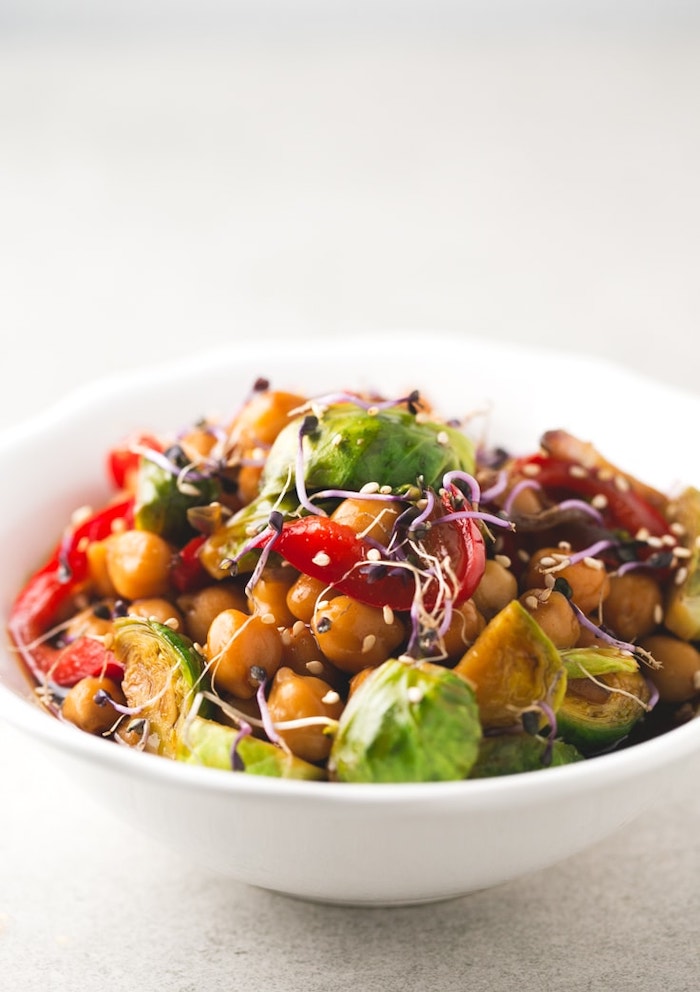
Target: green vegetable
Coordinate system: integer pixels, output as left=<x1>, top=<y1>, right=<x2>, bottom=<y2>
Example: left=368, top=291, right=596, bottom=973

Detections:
left=329, top=657, right=481, bottom=783
left=665, top=487, right=700, bottom=640
left=200, top=402, right=475, bottom=577
left=556, top=646, right=650, bottom=755
left=469, top=734, right=582, bottom=778
left=114, top=617, right=208, bottom=758
left=134, top=451, right=219, bottom=545
left=178, top=716, right=325, bottom=779
left=454, top=599, right=567, bottom=730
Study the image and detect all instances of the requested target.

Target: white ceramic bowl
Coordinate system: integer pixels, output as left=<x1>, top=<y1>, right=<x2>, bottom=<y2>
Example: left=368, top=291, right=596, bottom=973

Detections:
left=2, top=334, right=700, bottom=906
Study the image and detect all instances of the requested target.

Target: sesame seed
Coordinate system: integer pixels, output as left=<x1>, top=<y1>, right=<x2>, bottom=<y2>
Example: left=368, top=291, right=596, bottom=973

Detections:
left=164, top=617, right=180, bottom=629
left=558, top=541, right=572, bottom=552
left=322, top=690, right=341, bottom=705
left=675, top=566, right=689, bottom=586
left=316, top=599, right=330, bottom=610
left=407, top=686, right=423, bottom=704
left=569, top=465, right=587, bottom=479
left=583, top=556, right=605, bottom=570
left=591, top=494, right=608, bottom=510
left=653, top=604, right=664, bottom=625
left=111, top=518, right=127, bottom=534
left=292, top=620, right=306, bottom=637
left=494, top=554, right=512, bottom=568
left=306, top=660, right=324, bottom=676
left=525, top=595, right=539, bottom=610
left=635, top=527, right=651, bottom=542
left=77, top=536, right=90, bottom=553
left=367, top=406, right=379, bottom=416
left=614, top=475, right=630, bottom=492
left=71, top=505, right=94, bottom=527
left=544, top=573, right=556, bottom=589
left=362, top=634, right=377, bottom=654
left=437, top=431, right=449, bottom=446
left=383, top=605, right=395, bottom=625
left=280, top=629, right=293, bottom=646
left=518, top=549, right=531, bottom=563
left=260, top=612, right=277, bottom=625
left=312, top=551, right=331, bottom=567
left=538, top=587, right=552, bottom=603
left=673, top=546, right=692, bottom=559
left=538, top=556, right=558, bottom=568
left=598, top=468, right=614, bottom=482
left=331, top=433, right=343, bottom=447
left=366, top=548, right=382, bottom=562
left=670, top=521, right=686, bottom=537
left=646, top=536, right=664, bottom=549
left=380, top=485, right=393, bottom=495
left=360, top=482, right=380, bottom=494
left=415, top=412, right=430, bottom=425
left=661, top=534, right=678, bottom=547
left=522, top=464, right=541, bottom=477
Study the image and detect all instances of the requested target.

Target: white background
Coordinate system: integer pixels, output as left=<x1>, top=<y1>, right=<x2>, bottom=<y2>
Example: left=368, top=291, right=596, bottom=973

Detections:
left=1, top=5, right=700, bottom=990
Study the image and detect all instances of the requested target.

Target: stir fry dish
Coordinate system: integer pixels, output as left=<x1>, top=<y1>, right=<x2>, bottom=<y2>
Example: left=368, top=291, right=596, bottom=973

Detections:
left=9, top=382, right=700, bottom=782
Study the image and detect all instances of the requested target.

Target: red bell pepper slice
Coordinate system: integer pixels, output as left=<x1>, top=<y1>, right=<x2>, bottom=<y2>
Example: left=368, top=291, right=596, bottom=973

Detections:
left=107, top=433, right=162, bottom=490
left=257, top=493, right=485, bottom=611
left=170, top=534, right=209, bottom=593
left=9, top=498, right=133, bottom=686
left=517, top=454, right=670, bottom=539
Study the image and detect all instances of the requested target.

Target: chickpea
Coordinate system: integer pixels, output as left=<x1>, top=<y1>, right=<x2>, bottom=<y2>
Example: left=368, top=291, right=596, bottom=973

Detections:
left=267, top=667, right=344, bottom=762
left=128, top=597, right=183, bottom=631
left=248, top=566, right=297, bottom=627
left=472, top=559, right=518, bottom=620
left=104, top=529, right=173, bottom=601
left=330, top=497, right=402, bottom=544
left=287, top=573, right=337, bottom=624
left=206, top=608, right=282, bottom=698
left=64, top=602, right=114, bottom=643
left=177, top=583, right=249, bottom=645
left=641, top=634, right=700, bottom=704
left=87, top=540, right=117, bottom=597
left=519, top=589, right=581, bottom=649
left=601, top=573, right=662, bottom=642
left=62, top=676, right=126, bottom=735
left=179, top=426, right=218, bottom=462
left=279, top=620, right=344, bottom=688
left=312, top=595, right=405, bottom=674
left=524, top=547, right=610, bottom=615
left=230, top=390, right=307, bottom=448
left=348, top=667, right=376, bottom=697
left=236, top=464, right=263, bottom=506
left=440, top=600, right=486, bottom=661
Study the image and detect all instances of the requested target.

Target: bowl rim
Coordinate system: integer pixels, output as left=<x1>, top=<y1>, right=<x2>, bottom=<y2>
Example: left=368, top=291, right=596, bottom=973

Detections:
left=1, top=332, right=699, bottom=806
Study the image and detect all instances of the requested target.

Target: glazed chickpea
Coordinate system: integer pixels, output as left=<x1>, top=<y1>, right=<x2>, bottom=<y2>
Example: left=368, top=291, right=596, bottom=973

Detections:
left=519, top=589, right=581, bottom=649
left=330, top=497, right=402, bottom=544
left=87, top=540, right=117, bottom=598
left=248, top=567, right=297, bottom=627
left=279, top=620, right=344, bottom=688
left=179, top=426, right=218, bottom=462
left=62, top=676, right=126, bottom=735
left=601, top=573, right=662, bottom=642
left=440, top=600, right=486, bottom=661
left=104, top=529, right=173, bottom=600
left=348, top=667, right=375, bottom=697
left=524, top=547, right=610, bottom=616
left=206, top=608, right=282, bottom=698
left=267, top=667, right=344, bottom=762
left=287, top=573, right=336, bottom=624
left=231, top=390, right=307, bottom=448
left=64, top=602, right=114, bottom=642
left=177, top=583, right=249, bottom=645
left=472, top=559, right=518, bottom=620
left=128, top=597, right=183, bottom=631
left=312, top=595, right=405, bottom=674
left=641, top=634, right=700, bottom=704
left=236, top=464, right=263, bottom=506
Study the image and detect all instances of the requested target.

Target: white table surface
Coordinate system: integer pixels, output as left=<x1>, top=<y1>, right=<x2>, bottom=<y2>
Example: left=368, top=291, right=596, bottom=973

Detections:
left=2, top=10, right=700, bottom=989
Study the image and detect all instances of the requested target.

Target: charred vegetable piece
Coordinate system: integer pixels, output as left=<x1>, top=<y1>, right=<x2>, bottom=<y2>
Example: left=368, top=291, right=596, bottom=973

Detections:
left=114, top=617, right=207, bottom=758
left=469, top=733, right=582, bottom=778
left=556, top=646, right=651, bottom=755
left=454, top=599, right=566, bottom=730
left=178, top=716, right=325, bottom=779
left=200, top=402, right=475, bottom=577
left=329, top=657, right=481, bottom=783
left=134, top=448, right=220, bottom=545
left=665, top=487, right=700, bottom=641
